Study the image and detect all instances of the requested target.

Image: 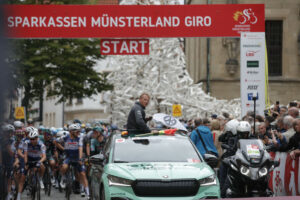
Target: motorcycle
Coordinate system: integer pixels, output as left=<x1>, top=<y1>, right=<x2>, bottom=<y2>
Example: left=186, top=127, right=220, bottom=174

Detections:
left=222, top=139, right=279, bottom=198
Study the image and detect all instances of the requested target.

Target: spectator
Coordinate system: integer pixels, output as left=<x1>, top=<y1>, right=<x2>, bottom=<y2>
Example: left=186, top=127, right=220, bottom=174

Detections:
left=255, top=115, right=264, bottom=123
left=288, top=107, right=299, bottom=119
left=278, top=118, right=300, bottom=152
left=276, top=117, right=286, bottom=133
left=190, top=118, right=218, bottom=157
left=217, top=115, right=226, bottom=131
left=280, top=106, right=288, bottom=117
left=211, top=119, right=222, bottom=157
left=282, top=116, right=295, bottom=142
left=258, top=122, right=271, bottom=145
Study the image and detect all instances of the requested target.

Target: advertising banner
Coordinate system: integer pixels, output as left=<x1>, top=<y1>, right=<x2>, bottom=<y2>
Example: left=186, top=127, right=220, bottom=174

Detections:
left=100, top=39, right=149, bottom=55
left=3, top=4, right=264, bottom=38
left=240, top=32, right=265, bottom=117
left=269, top=152, right=300, bottom=196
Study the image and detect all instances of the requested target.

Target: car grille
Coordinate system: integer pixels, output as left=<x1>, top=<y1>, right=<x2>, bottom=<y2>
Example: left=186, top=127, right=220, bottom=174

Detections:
left=132, top=179, right=199, bottom=197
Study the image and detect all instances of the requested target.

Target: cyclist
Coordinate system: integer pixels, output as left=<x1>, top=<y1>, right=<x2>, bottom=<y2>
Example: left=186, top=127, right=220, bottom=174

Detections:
left=18, top=128, right=46, bottom=200
left=54, top=123, right=90, bottom=199
left=90, top=126, right=106, bottom=156
left=1, top=124, right=16, bottom=200
left=39, top=128, right=58, bottom=185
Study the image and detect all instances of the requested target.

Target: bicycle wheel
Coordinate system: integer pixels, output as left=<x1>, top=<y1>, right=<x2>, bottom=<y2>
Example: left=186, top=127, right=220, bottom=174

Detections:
left=12, top=173, right=19, bottom=200
left=35, top=172, right=41, bottom=200
left=43, top=166, right=51, bottom=196
left=65, top=167, right=72, bottom=200
left=30, top=172, right=36, bottom=200
left=47, top=167, right=52, bottom=196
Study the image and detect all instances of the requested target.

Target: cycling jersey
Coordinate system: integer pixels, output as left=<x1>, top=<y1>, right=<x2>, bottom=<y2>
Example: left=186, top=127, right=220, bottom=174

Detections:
left=56, top=135, right=83, bottom=161
left=24, top=140, right=46, bottom=161
left=39, top=137, right=56, bottom=159
left=90, top=138, right=106, bottom=156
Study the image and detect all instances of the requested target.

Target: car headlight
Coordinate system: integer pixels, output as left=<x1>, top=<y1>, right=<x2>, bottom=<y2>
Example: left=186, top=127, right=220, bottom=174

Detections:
left=107, top=175, right=132, bottom=187
left=199, top=175, right=217, bottom=186
left=258, top=167, right=268, bottom=177
left=240, top=165, right=250, bottom=177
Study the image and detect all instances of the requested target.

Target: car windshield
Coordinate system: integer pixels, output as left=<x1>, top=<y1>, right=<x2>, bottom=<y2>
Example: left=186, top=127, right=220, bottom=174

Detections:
left=113, top=136, right=201, bottom=163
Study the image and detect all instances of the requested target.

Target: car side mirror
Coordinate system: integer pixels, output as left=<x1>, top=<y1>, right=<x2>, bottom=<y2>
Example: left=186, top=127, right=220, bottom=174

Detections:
left=221, top=144, right=230, bottom=150
left=90, top=153, right=105, bottom=165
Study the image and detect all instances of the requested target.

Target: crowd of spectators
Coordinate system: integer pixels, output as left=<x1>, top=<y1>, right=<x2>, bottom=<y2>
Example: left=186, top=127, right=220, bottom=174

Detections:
left=183, top=101, right=300, bottom=160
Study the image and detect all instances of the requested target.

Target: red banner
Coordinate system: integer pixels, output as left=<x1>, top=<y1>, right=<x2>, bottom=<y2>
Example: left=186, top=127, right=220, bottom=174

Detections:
left=2, top=4, right=264, bottom=38
left=269, top=152, right=300, bottom=196
left=100, top=39, right=149, bottom=55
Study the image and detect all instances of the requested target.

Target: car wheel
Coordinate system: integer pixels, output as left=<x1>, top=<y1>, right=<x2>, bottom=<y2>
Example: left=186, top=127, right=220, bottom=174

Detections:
left=100, top=187, right=105, bottom=200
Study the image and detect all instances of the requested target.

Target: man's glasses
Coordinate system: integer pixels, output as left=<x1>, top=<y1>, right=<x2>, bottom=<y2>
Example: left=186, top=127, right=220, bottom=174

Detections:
left=30, top=138, right=37, bottom=141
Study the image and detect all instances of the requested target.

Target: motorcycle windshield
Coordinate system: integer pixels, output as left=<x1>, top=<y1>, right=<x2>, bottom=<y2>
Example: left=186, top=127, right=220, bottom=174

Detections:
left=238, top=139, right=264, bottom=162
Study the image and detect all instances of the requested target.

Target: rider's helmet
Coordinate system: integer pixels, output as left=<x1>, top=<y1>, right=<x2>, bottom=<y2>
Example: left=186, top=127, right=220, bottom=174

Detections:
left=73, top=119, right=81, bottom=125
left=50, top=127, right=58, bottom=136
left=13, top=121, right=23, bottom=129
left=27, top=118, right=34, bottom=125
left=2, top=124, right=15, bottom=133
left=236, top=121, right=251, bottom=139
left=69, top=123, right=81, bottom=132
left=28, top=128, right=39, bottom=139
left=85, top=123, right=92, bottom=131
left=224, top=119, right=239, bottom=136
left=93, top=126, right=103, bottom=134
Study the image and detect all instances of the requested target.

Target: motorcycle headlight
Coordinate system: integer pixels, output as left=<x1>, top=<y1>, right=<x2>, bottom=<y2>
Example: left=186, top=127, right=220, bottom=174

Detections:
left=258, top=167, right=268, bottom=177
left=107, top=175, right=132, bottom=187
left=240, top=165, right=250, bottom=177
left=199, top=175, right=217, bottom=186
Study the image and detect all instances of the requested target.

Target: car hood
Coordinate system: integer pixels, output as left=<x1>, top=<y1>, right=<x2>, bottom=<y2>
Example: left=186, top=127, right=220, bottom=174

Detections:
left=105, top=162, right=214, bottom=180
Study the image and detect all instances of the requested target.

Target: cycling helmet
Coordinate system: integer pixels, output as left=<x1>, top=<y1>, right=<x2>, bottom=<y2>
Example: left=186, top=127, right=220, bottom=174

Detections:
left=73, top=119, right=81, bottom=124
left=69, top=123, right=81, bottom=131
left=13, top=121, right=23, bottom=129
left=57, top=130, right=69, bottom=138
left=50, top=127, right=58, bottom=136
left=224, top=119, right=239, bottom=135
left=38, top=125, right=45, bottom=131
left=111, top=124, right=118, bottom=131
left=26, top=126, right=35, bottom=133
left=2, top=124, right=15, bottom=132
left=27, top=118, right=34, bottom=124
left=93, top=126, right=103, bottom=133
left=236, top=121, right=251, bottom=139
left=28, top=128, right=39, bottom=138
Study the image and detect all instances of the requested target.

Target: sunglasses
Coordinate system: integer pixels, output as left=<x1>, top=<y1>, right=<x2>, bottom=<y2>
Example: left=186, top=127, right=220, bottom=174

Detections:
left=30, top=138, right=37, bottom=141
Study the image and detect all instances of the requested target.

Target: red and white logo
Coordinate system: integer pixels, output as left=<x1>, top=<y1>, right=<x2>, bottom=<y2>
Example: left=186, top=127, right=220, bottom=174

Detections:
left=233, top=8, right=258, bottom=24
left=246, top=50, right=259, bottom=57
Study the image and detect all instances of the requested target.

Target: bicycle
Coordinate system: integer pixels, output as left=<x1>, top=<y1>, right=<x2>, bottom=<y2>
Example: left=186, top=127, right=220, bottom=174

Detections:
left=43, top=161, right=52, bottom=196
left=65, top=162, right=76, bottom=200
left=26, top=161, right=41, bottom=200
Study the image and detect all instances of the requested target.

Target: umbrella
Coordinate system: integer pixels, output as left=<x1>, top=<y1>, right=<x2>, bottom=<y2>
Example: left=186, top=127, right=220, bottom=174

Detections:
left=153, top=113, right=188, bottom=132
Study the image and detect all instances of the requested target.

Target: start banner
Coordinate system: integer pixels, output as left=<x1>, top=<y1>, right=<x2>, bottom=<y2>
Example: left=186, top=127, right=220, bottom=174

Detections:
left=2, top=4, right=264, bottom=38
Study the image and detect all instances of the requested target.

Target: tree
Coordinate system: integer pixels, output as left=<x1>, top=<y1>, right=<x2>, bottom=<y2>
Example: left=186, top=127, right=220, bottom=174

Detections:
left=8, top=0, right=113, bottom=120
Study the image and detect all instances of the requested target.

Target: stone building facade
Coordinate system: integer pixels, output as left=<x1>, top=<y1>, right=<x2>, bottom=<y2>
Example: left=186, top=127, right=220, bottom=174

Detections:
left=185, top=0, right=300, bottom=105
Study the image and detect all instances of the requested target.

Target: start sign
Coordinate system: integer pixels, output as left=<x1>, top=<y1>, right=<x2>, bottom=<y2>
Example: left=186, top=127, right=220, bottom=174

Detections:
left=100, top=39, right=149, bottom=55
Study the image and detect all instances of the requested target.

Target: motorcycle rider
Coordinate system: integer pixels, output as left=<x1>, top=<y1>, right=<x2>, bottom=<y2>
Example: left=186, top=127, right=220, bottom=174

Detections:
left=221, top=121, right=252, bottom=197
left=218, top=119, right=239, bottom=194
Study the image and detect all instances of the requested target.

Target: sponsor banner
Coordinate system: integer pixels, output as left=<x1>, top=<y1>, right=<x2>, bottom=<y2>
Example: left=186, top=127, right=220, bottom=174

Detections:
left=269, top=152, right=300, bottom=196
left=2, top=4, right=264, bottom=38
left=100, top=39, right=149, bottom=55
left=240, top=32, right=265, bottom=116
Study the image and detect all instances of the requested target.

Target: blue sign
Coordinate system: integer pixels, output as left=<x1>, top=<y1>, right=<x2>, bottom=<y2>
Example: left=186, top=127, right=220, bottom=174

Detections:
left=247, top=92, right=259, bottom=101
